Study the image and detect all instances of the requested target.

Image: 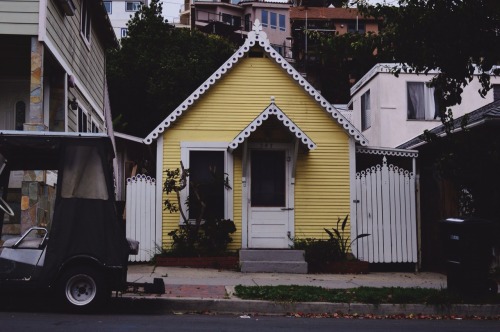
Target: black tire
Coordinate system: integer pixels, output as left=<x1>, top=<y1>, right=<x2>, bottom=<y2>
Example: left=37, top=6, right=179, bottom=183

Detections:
left=57, top=266, right=109, bottom=312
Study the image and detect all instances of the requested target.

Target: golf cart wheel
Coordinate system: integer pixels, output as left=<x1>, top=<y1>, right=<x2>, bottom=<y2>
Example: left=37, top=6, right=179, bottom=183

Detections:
left=58, top=266, right=108, bottom=311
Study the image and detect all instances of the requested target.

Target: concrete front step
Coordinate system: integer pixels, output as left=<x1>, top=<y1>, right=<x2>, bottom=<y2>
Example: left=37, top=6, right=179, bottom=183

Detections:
left=239, top=250, right=308, bottom=274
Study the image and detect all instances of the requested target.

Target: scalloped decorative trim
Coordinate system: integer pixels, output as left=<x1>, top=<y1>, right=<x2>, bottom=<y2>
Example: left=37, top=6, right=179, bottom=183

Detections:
left=356, top=146, right=418, bottom=158
left=126, top=174, right=156, bottom=184
left=228, top=102, right=317, bottom=152
left=144, top=19, right=367, bottom=146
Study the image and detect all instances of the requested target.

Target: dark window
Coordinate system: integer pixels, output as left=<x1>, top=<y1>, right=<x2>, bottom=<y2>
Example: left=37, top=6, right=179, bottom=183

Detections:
left=126, top=1, right=141, bottom=11
left=121, top=28, right=128, bottom=38
left=361, top=90, right=371, bottom=131
left=251, top=150, right=286, bottom=207
left=188, top=151, right=225, bottom=220
left=279, top=14, right=286, bottom=31
left=245, top=14, right=251, bottom=31
left=15, top=101, right=26, bottom=130
left=270, top=12, right=277, bottom=29
left=103, top=1, right=112, bottom=14
left=78, top=107, right=88, bottom=132
left=494, top=84, right=500, bottom=101
left=80, top=0, right=91, bottom=42
left=407, top=82, right=440, bottom=120
left=262, top=10, right=268, bottom=27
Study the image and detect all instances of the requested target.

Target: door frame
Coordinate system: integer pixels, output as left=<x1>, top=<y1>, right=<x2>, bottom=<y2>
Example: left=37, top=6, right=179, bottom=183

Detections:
left=241, top=142, right=295, bottom=249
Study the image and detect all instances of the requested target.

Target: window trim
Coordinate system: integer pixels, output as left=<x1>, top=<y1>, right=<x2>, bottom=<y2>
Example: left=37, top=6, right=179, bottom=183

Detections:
left=125, top=1, right=142, bottom=12
left=270, top=12, right=277, bottom=29
left=179, top=142, right=234, bottom=224
left=407, top=81, right=440, bottom=121
left=103, top=1, right=112, bottom=14
left=262, top=10, right=268, bottom=27
left=121, top=28, right=128, bottom=38
left=279, top=14, right=286, bottom=31
left=80, top=0, right=92, bottom=46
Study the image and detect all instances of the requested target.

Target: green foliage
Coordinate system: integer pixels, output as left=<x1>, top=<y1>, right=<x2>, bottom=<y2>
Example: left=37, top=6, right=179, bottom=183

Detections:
left=107, top=0, right=236, bottom=137
left=324, top=215, right=370, bottom=260
left=291, top=237, right=342, bottom=268
left=162, top=162, right=236, bottom=257
left=234, top=285, right=500, bottom=305
left=360, top=0, right=500, bottom=114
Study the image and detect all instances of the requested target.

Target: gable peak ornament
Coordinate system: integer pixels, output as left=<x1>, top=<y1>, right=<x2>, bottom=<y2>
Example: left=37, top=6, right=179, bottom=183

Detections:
left=248, top=19, right=267, bottom=41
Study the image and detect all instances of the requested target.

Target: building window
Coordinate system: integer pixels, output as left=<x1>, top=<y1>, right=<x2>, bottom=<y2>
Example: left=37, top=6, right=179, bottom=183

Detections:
left=407, top=82, right=440, bottom=120
left=262, top=10, right=268, bottom=27
left=78, top=107, right=88, bottom=132
left=180, top=142, right=233, bottom=223
left=126, top=1, right=141, bottom=12
left=494, top=84, right=500, bottom=101
left=347, top=21, right=365, bottom=33
left=15, top=101, right=26, bottom=131
left=121, top=28, right=128, bottom=38
left=270, top=12, right=277, bottom=29
left=279, top=14, right=286, bottom=31
left=245, top=14, right=251, bottom=31
left=361, top=90, right=371, bottom=131
left=91, top=120, right=99, bottom=133
left=103, top=1, right=112, bottom=14
left=80, top=0, right=91, bottom=43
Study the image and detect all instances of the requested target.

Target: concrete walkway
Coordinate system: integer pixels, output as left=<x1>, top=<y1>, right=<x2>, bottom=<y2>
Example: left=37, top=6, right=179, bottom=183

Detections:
left=118, top=265, right=498, bottom=318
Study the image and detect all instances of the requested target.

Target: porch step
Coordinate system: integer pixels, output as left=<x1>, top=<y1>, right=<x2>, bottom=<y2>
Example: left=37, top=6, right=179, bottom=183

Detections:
left=239, top=249, right=308, bottom=274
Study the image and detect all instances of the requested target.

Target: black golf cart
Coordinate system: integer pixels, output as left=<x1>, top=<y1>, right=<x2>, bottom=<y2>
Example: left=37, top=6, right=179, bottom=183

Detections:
left=0, top=131, right=138, bottom=311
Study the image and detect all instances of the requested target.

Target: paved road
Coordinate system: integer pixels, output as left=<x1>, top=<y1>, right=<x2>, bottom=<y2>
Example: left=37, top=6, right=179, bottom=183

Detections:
left=0, top=312, right=499, bottom=332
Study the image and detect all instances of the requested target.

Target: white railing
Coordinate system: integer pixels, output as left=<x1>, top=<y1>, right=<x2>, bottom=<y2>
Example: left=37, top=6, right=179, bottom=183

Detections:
left=353, top=157, right=418, bottom=263
left=125, top=174, right=157, bottom=262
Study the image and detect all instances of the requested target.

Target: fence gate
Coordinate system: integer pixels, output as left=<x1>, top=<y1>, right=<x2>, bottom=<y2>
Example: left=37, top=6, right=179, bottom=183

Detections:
left=125, top=174, right=158, bottom=262
left=352, top=156, right=418, bottom=264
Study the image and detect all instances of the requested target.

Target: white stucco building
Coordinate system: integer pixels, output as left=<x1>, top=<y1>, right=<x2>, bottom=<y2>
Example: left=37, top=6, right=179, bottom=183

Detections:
left=104, top=0, right=149, bottom=39
left=350, top=63, right=500, bottom=148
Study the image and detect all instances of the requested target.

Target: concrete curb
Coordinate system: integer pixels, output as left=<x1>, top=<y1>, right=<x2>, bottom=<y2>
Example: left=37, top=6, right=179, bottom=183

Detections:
left=115, top=296, right=500, bottom=317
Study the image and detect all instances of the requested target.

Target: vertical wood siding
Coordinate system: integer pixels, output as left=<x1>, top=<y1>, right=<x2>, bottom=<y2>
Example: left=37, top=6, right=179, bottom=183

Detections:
left=161, top=56, right=351, bottom=248
left=0, top=0, right=39, bottom=35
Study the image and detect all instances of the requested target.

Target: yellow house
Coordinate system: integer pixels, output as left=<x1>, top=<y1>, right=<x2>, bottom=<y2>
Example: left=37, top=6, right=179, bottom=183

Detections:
left=144, top=20, right=368, bottom=271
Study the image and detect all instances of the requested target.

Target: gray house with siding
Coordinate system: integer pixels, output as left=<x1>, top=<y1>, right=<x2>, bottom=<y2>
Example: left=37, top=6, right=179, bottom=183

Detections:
left=0, top=0, right=118, bottom=241
left=0, top=0, right=117, bottom=133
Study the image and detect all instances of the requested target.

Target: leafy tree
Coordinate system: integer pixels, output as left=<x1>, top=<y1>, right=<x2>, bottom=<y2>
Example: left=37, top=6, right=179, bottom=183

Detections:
left=360, top=0, right=500, bottom=118
left=107, top=0, right=236, bottom=137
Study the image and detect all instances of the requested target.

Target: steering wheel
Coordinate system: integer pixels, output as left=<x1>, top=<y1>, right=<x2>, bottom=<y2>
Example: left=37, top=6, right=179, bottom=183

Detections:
left=0, top=197, right=14, bottom=217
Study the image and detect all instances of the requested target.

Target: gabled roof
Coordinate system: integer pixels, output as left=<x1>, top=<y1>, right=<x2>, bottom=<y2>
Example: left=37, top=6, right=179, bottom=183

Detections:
left=144, top=20, right=367, bottom=146
left=398, top=99, right=500, bottom=149
left=228, top=99, right=317, bottom=152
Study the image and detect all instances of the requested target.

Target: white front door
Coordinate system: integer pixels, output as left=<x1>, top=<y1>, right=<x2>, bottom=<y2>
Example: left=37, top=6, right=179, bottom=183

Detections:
left=247, top=145, right=293, bottom=248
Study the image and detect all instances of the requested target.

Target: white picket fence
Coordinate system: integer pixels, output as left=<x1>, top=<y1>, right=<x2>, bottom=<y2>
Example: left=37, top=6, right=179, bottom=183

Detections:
left=352, top=156, right=418, bottom=263
left=125, top=174, right=158, bottom=262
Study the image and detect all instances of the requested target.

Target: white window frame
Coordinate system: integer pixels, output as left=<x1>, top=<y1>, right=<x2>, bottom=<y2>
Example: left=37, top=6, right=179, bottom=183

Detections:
left=279, top=14, right=286, bottom=31
left=270, top=12, right=277, bottom=29
left=121, top=28, right=128, bottom=38
left=361, top=89, right=371, bottom=131
left=80, top=0, right=92, bottom=46
left=179, top=142, right=234, bottom=225
left=126, top=1, right=142, bottom=12
left=407, top=82, right=440, bottom=121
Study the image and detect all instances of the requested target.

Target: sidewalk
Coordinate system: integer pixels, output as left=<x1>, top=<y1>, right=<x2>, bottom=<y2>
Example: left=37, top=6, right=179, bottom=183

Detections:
left=120, top=265, right=499, bottom=317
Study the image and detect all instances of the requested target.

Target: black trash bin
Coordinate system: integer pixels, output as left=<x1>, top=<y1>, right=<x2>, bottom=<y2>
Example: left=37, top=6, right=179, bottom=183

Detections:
left=439, top=217, right=497, bottom=295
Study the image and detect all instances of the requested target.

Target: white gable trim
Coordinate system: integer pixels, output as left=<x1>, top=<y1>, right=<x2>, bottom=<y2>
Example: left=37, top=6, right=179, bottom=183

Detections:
left=228, top=100, right=317, bottom=152
left=144, top=20, right=367, bottom=146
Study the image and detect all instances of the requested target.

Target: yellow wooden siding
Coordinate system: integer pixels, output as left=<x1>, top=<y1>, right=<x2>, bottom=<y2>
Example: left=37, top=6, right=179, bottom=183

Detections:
left=160, top=55, right=351, bottom=247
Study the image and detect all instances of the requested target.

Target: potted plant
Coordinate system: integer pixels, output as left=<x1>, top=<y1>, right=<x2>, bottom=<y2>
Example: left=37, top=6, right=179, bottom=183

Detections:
left=291, top=215, right=370, bottom=274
